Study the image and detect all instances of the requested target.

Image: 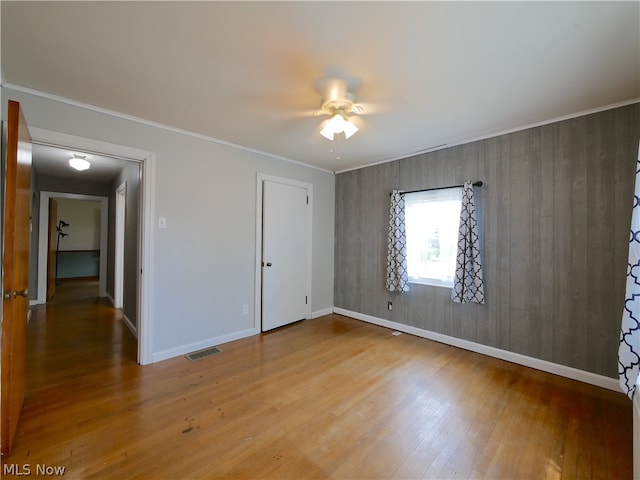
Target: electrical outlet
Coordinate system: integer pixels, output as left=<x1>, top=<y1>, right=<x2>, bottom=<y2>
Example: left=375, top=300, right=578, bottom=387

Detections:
left=242, top=304, right=249, bottom=315
left=387, top=301, right=393, bottom=311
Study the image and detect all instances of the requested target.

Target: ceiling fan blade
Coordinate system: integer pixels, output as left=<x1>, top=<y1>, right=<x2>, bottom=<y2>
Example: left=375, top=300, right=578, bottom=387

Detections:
left=272, top=108, right=325, bottom=121
left=348, top=114, right=367, bottom=132
left=352, top=97, right=406, bottom=116
left=314, top=77, right=351, bottom=103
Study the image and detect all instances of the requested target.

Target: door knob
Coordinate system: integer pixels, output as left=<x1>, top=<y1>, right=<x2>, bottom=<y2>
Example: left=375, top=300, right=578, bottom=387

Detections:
left=3, top=289, right=28, bottom=301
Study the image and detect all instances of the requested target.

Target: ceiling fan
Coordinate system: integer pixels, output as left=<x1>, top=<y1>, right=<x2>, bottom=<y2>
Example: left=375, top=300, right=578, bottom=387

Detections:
left=314, top=76, right=364, bottom=141
left=275, top=72, right=395, bottom=142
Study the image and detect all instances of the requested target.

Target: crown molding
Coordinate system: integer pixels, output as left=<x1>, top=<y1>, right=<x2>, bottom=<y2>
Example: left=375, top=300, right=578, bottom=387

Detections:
left=1, top=82, right=335, bottom=175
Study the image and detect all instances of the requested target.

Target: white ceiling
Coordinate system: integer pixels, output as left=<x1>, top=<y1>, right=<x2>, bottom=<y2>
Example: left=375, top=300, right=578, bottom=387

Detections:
left=3, top=2, right=639, bottom=173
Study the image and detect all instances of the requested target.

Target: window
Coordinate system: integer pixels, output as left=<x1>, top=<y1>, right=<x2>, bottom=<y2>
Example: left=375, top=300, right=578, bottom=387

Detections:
left=404, top=187, right=462, bottom=287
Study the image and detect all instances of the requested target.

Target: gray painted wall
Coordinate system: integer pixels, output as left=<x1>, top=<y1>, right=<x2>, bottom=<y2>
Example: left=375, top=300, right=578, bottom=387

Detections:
left=4, top=86, right=335, bottom=357
left=108, top=161, right=140, bottom=328
left=335, top=103, right=640, bottom=378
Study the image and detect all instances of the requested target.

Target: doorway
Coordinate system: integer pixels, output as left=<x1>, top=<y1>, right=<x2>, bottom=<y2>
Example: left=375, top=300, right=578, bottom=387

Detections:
left=38, top=193, right=109, bottom=302
left=29, top=127, right=155, bottom=365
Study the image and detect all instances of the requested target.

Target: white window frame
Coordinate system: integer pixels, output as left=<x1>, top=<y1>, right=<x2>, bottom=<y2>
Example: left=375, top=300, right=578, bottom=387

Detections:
left=404, top=187, right=462, bottom=288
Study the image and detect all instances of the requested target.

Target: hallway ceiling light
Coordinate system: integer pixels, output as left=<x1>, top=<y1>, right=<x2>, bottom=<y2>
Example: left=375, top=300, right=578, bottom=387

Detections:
left=69, top=154, right=90, bottom=171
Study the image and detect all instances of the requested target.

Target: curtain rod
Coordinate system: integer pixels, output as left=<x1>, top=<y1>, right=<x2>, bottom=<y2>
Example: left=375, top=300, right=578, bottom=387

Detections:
left=391, top=181, right=483, bottom=196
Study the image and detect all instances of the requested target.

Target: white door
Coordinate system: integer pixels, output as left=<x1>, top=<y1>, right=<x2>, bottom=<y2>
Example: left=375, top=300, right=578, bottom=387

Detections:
left=261, top=180, right=310, bottom=331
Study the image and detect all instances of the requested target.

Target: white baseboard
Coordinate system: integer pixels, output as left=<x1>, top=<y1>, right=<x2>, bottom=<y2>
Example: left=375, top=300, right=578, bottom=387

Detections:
left=29, top=300, right=38, bottom=307
left=334, top=307, right=620, bottom=392
left=152, top=327, right=259, bottom=363
left=122, top=314, right=138, bottom=339
left=311, top=307, right=333, bottom=319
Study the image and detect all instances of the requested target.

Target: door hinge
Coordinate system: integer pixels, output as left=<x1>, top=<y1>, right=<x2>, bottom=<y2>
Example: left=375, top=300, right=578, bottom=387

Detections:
left=306, top=196, right=309, bottom=205
left=305, top=296, right=308, bottom=305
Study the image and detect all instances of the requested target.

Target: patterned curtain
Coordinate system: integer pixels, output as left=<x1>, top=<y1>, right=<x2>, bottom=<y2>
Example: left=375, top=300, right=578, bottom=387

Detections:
left=451, top=181, right=485, bottom=304
left=619, top=156, right=640, bottom=400
left=386, top=190, right=410, bottom=292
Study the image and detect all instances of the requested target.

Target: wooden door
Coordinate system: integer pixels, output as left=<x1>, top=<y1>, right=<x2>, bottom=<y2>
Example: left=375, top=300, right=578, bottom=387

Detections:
left=1, top=100, right=33, bottom=454
left=261, top=180, right=309, bottom=331
left=46, top=199, right=58, bottom=300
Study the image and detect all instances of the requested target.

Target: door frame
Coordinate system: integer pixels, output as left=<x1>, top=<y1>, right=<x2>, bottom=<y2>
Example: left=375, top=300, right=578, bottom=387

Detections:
left=46, top=198, right=58, bottom=301
left=114, top=181, right=127, bottom=309
left=254, top=173, right=313, bottom=331
left=29, top=127, right=156, bottom=365
left=38, top=193, right=109, bottom=300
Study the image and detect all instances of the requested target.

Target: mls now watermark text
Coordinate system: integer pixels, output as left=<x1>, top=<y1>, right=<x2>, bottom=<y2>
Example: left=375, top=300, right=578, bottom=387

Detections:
left=3, top=464, right=66, bottom=476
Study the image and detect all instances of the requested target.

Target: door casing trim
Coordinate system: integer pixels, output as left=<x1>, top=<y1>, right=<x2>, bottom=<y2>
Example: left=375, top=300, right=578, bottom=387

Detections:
left=255, top=173, right=313, bottom=332
left=29, top=127, right=156, bottom=365
left=114, top=181, right=127, bottom=309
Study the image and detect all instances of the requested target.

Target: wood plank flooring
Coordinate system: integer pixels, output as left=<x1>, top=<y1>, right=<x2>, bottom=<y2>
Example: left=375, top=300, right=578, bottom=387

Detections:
left=1, top=281, right=633, bottom=479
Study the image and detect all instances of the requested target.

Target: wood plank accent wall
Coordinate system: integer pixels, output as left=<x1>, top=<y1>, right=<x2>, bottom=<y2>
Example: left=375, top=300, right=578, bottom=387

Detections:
left=334, top=103, right=640, bottom=378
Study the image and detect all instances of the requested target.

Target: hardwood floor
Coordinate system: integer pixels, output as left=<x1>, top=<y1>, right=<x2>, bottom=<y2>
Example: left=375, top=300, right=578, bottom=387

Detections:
left=1, top=281, right=633, bottom=479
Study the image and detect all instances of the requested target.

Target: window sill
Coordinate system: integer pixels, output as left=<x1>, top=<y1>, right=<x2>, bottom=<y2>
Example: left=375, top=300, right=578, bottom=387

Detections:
left=408, top=279, right=453, bottom=289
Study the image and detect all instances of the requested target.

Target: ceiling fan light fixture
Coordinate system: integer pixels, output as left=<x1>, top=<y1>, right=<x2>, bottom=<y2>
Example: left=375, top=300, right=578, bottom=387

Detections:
left=320, top=125, right=335, bottom=141
left=320, top=112, right=358, bottom=141
left=69, top=154, right=90, bottom=171
left=343, top=119, right=359, bottom=139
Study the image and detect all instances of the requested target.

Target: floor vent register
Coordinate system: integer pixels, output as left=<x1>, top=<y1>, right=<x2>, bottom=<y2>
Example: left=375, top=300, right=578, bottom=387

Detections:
left=184, top=346, right=222, bottom=362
